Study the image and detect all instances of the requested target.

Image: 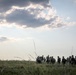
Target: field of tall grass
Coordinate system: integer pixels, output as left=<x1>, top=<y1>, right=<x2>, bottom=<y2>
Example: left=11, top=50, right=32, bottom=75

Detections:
left=0, top=60, right=76, bottom=75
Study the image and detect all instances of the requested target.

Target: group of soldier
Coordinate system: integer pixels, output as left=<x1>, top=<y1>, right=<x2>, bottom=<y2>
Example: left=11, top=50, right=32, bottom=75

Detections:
left=36, top=55, right=76, bottom=65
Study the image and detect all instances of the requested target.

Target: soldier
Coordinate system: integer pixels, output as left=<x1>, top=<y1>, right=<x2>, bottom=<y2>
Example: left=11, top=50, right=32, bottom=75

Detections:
left=57, top=56, right=61, bottom=64
left=71, top=55, right=75, bottom=65
left=62, top=56, right=66, bottom=65
left=75, top=56, right=76, bottom=65
left=51, top=56, right=56, bottom=64
left=41, top=55, right=46, bottom=63
left=46, top=55, right=50, bottom=63
left=69, top=56, right=72, bottom=64
left=36, top=56, right=42, bottom=63
left=66, top=57, right=70, bottom=65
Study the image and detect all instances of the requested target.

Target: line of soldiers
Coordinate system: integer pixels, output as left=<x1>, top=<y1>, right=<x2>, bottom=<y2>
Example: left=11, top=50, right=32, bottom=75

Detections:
left=36, top=55, right=76, bottom=65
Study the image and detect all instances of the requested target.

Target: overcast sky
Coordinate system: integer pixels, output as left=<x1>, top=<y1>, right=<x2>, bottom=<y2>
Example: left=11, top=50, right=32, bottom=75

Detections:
left=0, top=0, right=76, bottom=60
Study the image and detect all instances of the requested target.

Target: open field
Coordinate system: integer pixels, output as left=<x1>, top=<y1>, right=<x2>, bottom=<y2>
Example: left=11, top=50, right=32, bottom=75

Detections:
left=0, top=60, right=76, bottom=75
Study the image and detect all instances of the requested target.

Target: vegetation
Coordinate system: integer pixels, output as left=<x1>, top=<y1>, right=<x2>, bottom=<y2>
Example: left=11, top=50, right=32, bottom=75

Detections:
left=0, top=60, right=76, bottom=75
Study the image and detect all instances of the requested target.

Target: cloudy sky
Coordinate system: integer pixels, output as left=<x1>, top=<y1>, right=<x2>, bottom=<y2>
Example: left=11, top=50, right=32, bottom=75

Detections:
left=0, top=0, right=76, bottom=60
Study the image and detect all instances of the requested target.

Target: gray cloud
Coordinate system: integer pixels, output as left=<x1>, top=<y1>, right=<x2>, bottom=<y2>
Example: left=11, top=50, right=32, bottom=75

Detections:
left=0, top=0, right=49, bottom=12
left=49, top=22, right=65, bottom=28
left=0, top=0, right=74, bottom=29
left=0, top=0, right=54, bottom=28
left=5, top=9, right=56, bottom=28
left=0, top=37, right=9, bottom=42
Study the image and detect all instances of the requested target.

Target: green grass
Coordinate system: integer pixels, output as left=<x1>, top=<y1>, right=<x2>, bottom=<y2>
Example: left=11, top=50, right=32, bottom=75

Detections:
left=0, top=60, right=76, bottom=75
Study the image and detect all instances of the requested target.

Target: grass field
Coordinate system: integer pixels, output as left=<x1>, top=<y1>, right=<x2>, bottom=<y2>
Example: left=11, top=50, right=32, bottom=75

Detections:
left=0, top=60, right=76, bottom=75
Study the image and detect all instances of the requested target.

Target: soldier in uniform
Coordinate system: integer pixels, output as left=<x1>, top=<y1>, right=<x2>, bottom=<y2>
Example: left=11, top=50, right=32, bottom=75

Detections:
left=46, top=55, right=50, bottom=63
left=62, top=56, right=66, bottom=65
left=57, top=56, right=61, bottom=64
